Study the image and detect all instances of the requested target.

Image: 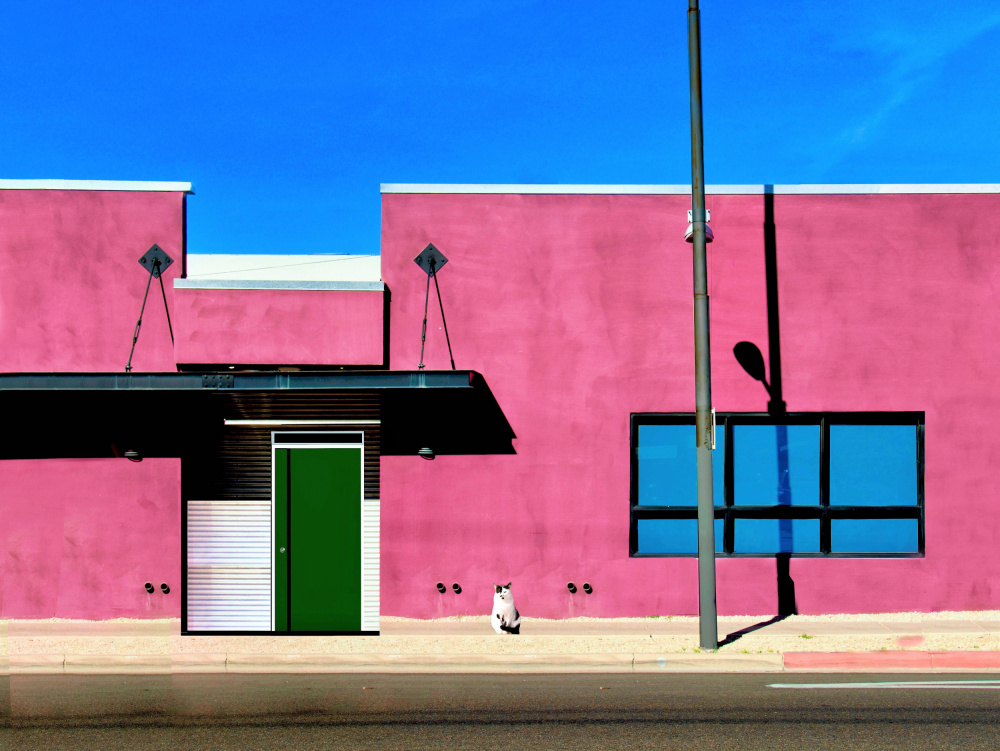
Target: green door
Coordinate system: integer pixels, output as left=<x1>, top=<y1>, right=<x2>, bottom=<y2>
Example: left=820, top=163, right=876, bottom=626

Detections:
left=274, top=446, right=363, bottom=632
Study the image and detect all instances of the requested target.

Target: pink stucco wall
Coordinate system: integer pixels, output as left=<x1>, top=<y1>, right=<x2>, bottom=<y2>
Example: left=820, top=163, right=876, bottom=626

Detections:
left=380, top=191, right=1000, bottom=618
left=0, top=189, right=184, bottom=372
left=0, top=188, right=185, bottom=619
left=0, top=458, right=180, bottom=618
left=173, top=287, right=384, bottom=366
left=4, top=185, right=999, bottom=622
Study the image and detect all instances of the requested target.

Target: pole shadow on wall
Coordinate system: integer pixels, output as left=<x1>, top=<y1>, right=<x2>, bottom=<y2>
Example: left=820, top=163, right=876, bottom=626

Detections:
left=733, top=185, right=798, bottom=618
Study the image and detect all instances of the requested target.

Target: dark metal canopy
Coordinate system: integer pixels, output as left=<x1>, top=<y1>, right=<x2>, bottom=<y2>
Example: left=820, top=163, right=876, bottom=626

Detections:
left=0, top=370, right=472, bottom=391
left=0, top=370, right=515, bottom=459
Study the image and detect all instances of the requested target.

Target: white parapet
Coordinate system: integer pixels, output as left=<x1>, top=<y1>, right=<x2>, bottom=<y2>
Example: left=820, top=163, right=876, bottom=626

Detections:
left=184, top=254, right=382, bottom=283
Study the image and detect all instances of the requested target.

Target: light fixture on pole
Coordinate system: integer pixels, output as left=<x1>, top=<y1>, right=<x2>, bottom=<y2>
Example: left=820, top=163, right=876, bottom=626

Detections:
left=684, top=209, right=714, bottom=243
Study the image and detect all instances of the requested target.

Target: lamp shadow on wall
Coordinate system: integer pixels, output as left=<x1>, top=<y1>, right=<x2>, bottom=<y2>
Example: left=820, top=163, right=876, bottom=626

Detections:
left=732, top=186, right=798, bottom=621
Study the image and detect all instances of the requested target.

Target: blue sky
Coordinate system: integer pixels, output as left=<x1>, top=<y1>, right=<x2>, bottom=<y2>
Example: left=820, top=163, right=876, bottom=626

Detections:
left=3, top=1, right=999, bottom=255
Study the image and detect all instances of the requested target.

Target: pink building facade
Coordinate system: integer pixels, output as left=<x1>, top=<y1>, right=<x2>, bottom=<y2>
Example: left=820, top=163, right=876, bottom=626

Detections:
left=2, top=180, right=998, bottom=628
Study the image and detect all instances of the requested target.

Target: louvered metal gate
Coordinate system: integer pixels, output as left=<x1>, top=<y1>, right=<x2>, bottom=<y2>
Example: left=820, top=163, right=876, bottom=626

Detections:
left=187, top=501, right=271, bottom=630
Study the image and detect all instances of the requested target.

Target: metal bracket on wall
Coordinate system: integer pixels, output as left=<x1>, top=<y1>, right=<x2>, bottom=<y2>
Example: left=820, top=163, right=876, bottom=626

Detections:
left=125, top=244, right=175, bottom=372
left=414, top=243, right=456, bottom=371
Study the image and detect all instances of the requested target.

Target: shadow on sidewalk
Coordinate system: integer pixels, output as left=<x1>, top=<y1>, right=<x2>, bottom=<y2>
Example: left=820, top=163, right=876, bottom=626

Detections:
left=718, top=614, right=791, bottom=647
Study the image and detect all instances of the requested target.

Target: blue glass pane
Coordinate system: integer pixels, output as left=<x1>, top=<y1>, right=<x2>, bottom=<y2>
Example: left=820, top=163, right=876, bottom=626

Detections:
left=831, top=519, right=919, bottom=553
left=637, top=424, right=725, bottom=507
left=637, top=518, right=724, bottom=555
left=733, top=425, right=820, bottom=505
left=733, top=518, right=820, bottom=553
left=830, top=425, right=917, bottom=506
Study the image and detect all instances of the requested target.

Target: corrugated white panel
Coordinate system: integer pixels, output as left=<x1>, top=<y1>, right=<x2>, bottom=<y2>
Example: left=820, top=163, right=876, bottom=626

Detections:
left=361, top=498, right=380, bottom=632
left=188, top=501, right=271, bottom=565
left=187, top=501, right=271, bottom=630
left=187, top=566, right=271, bottom=631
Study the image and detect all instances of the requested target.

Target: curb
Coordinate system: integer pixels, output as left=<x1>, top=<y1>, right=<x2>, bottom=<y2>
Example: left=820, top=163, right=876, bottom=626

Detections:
left=785, top=651, right=1000, bottom=671
left=632, top=653, right=784, bottom=672
left=5, top=651, right=998, bottom=675
left=8, top=654, right=172, bottom=675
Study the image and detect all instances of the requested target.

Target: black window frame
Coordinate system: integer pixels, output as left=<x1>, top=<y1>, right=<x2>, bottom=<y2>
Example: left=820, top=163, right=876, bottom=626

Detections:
left=629, top=412, right=925, bottom=558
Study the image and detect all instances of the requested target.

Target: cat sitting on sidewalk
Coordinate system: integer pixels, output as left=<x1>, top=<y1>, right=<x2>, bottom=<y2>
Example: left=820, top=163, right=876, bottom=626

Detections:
left=491, top=582, right=521, bottom=635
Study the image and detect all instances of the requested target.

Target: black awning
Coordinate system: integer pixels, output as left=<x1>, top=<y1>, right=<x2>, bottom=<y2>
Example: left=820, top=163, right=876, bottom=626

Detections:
left=0, top=370, right=515, bottom=459
left=0, top=370, right=475, bottom=392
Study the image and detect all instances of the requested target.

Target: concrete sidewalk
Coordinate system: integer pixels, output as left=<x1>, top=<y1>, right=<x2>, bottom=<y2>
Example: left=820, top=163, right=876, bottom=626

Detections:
left=3, top=612, right=1000, bottom=675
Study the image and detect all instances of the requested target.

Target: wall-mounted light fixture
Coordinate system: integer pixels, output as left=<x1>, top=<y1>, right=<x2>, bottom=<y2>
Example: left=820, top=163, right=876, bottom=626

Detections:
left=436, top=582, right=447, bottom=593
left=567, top=582, right=577, bottom=593
left=144, top=582, right=154, bottom=593
left=160, top=583, right=170, bottom=594
left=418, top=448, right=435, bottom=460
left=583, top=582, right=593, bottom=594
left=452, top=583, right=462, bottom=594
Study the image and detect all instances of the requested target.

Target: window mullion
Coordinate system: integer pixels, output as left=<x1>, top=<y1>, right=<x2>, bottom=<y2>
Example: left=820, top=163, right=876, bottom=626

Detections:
left=917, top=416, right=925, bottom=555
left=819, top=416, right=831, bottom=554
left=723, top=414, right=734, bottom=554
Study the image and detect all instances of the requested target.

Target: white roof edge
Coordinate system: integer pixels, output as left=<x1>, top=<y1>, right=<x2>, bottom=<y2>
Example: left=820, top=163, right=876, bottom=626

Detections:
left=381, top=183, right=1000, bottom=195
left=174, top=279, right=384, bottom=291
left=0, top=179, right=194, bottom=193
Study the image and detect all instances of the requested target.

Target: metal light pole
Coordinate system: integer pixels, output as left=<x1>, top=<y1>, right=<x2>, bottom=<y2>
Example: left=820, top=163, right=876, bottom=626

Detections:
left=687, top=0, right=718, bottom=650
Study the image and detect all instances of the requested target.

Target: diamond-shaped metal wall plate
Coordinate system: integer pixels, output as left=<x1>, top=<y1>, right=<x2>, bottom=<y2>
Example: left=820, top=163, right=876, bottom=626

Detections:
left=414, top=243, right=448, bottom=276
left=138, top=244, right=173, bottom=278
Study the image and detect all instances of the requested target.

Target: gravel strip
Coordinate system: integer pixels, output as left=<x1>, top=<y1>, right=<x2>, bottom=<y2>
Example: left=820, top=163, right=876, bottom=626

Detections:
left=4, top=612, right=999, bottom=658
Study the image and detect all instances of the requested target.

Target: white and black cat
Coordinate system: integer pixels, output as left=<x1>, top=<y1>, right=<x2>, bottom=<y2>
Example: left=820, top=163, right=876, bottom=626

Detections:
left=491, top=582, right=521, bottom=634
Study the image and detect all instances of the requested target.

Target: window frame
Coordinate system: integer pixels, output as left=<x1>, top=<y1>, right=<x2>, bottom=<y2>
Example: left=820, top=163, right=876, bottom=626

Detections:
left=629, top=412, right=925, bottom=558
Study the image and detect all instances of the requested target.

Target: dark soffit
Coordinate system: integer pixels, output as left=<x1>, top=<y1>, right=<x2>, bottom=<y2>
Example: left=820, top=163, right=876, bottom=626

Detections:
left=0, top=370, right=515, bottom=459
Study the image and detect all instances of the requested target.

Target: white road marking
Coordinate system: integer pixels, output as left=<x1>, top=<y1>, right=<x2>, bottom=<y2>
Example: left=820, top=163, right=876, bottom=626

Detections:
left=769, top=680, right=1000, bottom=690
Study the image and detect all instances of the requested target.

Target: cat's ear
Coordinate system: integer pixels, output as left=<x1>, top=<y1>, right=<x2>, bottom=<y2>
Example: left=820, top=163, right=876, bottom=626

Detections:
left=495, top=585, right=501, bottom=593
left=506, top=582, right=512, bottom=588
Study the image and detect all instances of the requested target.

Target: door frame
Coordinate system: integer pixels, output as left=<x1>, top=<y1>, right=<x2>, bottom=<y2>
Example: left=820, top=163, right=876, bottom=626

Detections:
left=270, top=431, right=366, bottom=633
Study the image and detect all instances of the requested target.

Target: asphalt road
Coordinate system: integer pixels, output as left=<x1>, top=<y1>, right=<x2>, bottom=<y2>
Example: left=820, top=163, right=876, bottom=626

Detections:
left=2, top=673, right=998, bottom=750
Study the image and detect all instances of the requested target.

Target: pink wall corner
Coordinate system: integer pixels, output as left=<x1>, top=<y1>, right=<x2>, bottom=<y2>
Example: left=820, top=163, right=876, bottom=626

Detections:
left=378, top=191, right=1000, bottom=618
left=0, top=190, right=185, bottom=372
left=1, top=458, right=180, bottom=619
left=173, top=287, right=385, bottom=366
